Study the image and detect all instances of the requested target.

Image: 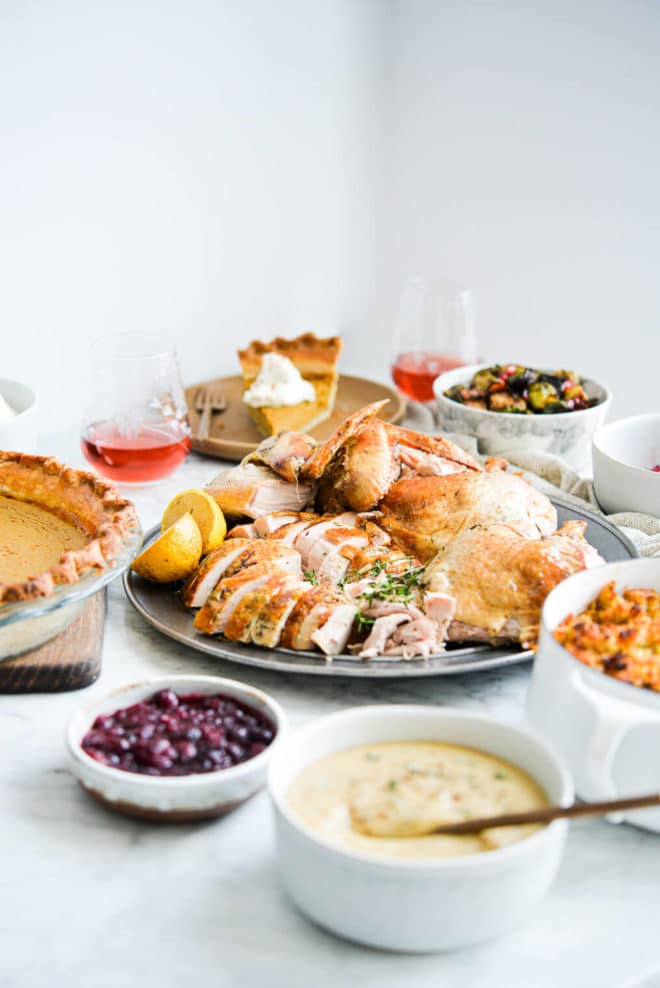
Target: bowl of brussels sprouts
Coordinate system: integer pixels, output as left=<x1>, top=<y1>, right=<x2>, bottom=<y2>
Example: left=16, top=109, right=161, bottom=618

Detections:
left=433, top=363, right=611, bottom=470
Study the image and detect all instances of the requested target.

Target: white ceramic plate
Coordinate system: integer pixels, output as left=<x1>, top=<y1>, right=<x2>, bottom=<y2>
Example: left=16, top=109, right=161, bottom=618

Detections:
left=123, top=496, right=637, bottom=679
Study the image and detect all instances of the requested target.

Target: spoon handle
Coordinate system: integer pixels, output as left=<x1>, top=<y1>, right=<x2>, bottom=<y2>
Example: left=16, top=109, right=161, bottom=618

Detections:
left=431, top=792, right=660, bottom=835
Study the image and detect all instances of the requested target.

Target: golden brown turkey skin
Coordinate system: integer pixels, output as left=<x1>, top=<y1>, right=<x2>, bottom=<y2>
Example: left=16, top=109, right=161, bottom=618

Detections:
left=378, top=471, right=557, bottom=561
left=303, top=401, right=482, bottom=513
left=424, top=520, right=604, bottom=647
left=315, top=417, right=401, bottom=513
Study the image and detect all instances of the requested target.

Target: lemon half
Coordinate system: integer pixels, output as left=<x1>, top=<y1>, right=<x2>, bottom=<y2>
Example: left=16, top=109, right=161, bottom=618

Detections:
left=161, top=489, right=226, bottom=554
left=131, top=512, right=203, bottom=583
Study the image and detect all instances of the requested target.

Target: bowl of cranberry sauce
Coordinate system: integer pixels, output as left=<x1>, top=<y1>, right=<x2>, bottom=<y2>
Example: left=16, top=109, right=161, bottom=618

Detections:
left=67, top=676, right=286, bottom=822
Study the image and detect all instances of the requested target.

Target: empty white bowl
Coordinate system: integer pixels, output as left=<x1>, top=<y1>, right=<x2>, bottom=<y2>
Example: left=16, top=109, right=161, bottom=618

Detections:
left=67, top=675, right=287, bottom=821
left=528, top=558, right=660, bottom=832
left=268, top=704, right=572, bottom=952
left=0, top=378, right=38, bottom=453
left=592, top=414, right=660, bottom=516
left=433, top=364, right=610, bottom=470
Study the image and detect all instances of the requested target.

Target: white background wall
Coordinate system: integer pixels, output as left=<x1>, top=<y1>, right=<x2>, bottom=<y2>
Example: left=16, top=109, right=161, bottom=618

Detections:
left=0, top=0, right=389, bottom=427
left=1, top=0, right=658, bottom=430
left=384, top=0, right=660, bottom=419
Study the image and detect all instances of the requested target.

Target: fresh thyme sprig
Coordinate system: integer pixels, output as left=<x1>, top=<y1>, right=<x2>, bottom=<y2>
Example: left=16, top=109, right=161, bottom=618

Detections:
left=355, top=610, right=375, bottom=631
left=357, top=561, right=426, bottom=614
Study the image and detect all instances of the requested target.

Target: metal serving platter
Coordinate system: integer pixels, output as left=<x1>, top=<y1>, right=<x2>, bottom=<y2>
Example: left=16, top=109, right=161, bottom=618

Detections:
left=123, top=496, right=637, bottom=679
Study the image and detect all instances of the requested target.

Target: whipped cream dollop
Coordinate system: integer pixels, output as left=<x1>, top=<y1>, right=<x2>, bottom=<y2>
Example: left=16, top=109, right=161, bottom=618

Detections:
left=243, top=353, right=315, bottom=408
left=0, top=393, right=17, bottom=423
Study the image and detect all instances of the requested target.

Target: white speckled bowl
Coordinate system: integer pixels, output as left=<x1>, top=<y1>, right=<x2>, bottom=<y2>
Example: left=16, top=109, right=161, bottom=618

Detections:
left=269, top=705, right=572, bottom=952
left=67, top=675, right=287, bottom=822
left=433, top=364, right=611, bottom=470
left=0, top=378, right=38, bottom=453
left=592, top=413, right=660, bottom=516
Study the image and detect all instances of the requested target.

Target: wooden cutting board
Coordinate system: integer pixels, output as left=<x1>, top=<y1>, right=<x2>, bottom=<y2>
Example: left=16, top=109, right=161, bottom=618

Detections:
left=185, top=373, right=406, bottom=461
left=0, top=591, right=106, bottom=693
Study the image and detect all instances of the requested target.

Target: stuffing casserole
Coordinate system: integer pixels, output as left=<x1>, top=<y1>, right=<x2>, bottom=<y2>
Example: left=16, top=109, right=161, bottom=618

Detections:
left=554, top=582, right=660, bottom=691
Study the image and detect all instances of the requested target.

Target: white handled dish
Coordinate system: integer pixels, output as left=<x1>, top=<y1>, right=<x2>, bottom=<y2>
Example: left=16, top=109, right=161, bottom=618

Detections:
left=268, top=705, right=572, bottom=952
left=528, top=558, right=660, bottom=833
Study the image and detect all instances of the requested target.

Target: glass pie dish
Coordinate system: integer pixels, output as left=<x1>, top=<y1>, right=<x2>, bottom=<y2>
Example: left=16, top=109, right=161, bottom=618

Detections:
left=0, top=522, right=142, bottom=661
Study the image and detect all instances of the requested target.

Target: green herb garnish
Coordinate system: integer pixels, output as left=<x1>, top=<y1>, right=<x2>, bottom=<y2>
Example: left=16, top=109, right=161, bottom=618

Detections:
left=304, top=569, right=317, bottom=584
left=355, top=611, right=375, bottom=631
left=357, top=562, right=426, bottom=613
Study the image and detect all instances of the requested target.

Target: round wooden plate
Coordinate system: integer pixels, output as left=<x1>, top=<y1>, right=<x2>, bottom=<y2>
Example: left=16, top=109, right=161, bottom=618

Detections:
left=185, top=374, right=406, bottom=462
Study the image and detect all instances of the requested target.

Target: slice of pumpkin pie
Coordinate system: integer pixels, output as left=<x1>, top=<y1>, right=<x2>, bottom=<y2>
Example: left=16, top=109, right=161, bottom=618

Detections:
left=238, top=333, right=342, bottom=437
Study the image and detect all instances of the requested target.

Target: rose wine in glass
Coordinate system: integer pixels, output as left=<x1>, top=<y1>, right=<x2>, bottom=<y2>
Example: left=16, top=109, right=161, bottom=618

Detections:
left=81, top=334, right=191, bottom=484
left=391, top=279, right=478, bottom=402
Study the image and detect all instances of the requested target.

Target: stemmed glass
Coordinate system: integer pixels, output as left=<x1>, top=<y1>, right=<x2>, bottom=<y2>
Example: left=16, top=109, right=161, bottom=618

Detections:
left=391, top=278, right=478, bottom=402
left=81, top=333, right=191, bottom=483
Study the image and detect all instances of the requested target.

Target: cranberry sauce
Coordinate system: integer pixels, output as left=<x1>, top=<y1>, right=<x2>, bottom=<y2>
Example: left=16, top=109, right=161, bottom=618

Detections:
left=81, top=689, right=276, bottom=777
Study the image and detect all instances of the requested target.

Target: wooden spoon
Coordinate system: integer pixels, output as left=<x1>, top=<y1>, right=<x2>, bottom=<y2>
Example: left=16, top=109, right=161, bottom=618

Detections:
left=421, top=792, right=660, bottom=836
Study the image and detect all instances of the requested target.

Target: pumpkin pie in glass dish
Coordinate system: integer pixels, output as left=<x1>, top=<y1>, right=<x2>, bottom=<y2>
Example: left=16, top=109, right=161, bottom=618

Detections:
left=238, top=333, right=342, bottom=437
left=0, top=451, right=141, bottom=659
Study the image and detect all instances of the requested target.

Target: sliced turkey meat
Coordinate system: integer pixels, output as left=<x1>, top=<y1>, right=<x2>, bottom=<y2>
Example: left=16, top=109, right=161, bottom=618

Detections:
left=223, top=573, right=293, bottom=643
left=253, top=511, right=317, bottom=538
left=423, top=591, right=456, bottom=639
left=227, top=523, right=258, bottom=539
left=280, top=586, right=347, bottom=650
left=270, top=519, right=319, bottom=546
left=358, top=613, right=411, bottom=658
left=185, top=540, right=300, bottom=609
left=383, top=616, right=439, bottom=658
left=251, top=577, right=310, bottom=648
left=243, top=431, right=318, bottom=483
left=311, top=603, right=357, bottom=656
left=307, top=527, right=369, bottom=574
left=294, top=513, right=357, bottom=566
left=206, top=462, right=315, bottom=520
left=194, top=569, right=273, bottom=634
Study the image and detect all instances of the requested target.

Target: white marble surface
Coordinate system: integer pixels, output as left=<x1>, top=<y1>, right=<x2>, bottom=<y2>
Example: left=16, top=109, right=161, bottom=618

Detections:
left=1, top=436, right=659, bottom=988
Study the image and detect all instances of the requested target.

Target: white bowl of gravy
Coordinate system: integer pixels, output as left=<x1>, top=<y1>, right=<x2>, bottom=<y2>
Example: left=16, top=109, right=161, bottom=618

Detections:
left=268, top=705, right=572, bottom=953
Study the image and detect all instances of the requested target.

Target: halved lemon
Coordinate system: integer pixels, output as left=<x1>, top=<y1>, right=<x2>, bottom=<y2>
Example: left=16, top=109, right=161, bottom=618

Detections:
left=131, top=512, right=203, bottom=583
left=161, top=488, right=226, bottom=554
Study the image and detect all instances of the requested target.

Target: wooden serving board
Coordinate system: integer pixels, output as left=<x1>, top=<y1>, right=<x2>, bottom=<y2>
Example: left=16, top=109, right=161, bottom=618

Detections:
left=185, top=373, right=406, bottom=461
left=0, top=591, right=106, bottom=693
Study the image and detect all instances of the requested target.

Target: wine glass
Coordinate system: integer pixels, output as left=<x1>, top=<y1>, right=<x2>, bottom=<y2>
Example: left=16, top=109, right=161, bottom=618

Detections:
left=391, top=277, right=478, bottom=402
left=81, top=333, right=191, bottom=483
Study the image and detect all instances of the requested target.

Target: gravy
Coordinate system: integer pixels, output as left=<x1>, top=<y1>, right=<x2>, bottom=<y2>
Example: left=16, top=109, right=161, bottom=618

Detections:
left=286, top=741, right=548, bottom=859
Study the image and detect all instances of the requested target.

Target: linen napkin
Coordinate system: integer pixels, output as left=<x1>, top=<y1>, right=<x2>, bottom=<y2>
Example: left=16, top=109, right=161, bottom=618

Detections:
left=403, top=402, right=660, bottom=559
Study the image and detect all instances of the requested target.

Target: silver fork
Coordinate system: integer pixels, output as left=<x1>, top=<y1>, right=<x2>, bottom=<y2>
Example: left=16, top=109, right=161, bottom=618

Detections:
left=194, top=385, right=227, bottom=440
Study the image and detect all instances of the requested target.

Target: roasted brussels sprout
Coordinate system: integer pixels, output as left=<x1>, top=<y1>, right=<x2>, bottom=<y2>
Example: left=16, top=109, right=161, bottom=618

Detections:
left=471, top=368, right=500, bottom=391
left=489, top=391, right=528, bottom=413
left=508, top=368, right=537, bottom=395
left=528, top=380, right=559, bottom=411
left=443, top=363, right=596, bottom=414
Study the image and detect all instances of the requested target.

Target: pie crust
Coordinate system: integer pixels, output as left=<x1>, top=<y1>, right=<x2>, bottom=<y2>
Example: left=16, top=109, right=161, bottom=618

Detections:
left=0, top=451, right=139, bottom=605
left=238, top=333, right=342, bottom=437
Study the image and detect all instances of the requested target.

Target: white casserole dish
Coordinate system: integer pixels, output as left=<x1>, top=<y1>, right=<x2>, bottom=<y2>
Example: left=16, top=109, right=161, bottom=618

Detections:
left=268, top=705, right=572, bottom=952
left=528, top=558, right=660, bottom=833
